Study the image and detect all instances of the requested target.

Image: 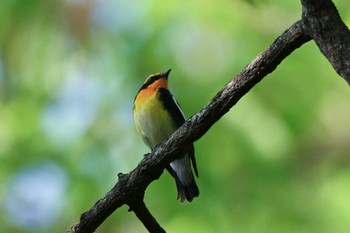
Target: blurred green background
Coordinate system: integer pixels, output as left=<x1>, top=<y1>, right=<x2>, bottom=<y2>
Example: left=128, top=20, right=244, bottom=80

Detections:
left=1, top=0, right=350, bottom=232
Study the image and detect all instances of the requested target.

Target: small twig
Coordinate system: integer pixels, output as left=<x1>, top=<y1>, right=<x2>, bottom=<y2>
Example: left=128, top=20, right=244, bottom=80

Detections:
left=128, top=200, right=166, bottom=233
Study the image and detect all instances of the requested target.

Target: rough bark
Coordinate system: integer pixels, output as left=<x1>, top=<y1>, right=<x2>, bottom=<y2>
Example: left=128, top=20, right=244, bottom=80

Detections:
left=301, top=0, right=350, bottom=84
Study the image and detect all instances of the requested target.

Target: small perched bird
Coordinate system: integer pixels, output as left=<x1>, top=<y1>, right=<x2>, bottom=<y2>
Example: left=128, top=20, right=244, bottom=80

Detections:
left=133, top=69, right=199, bottom=202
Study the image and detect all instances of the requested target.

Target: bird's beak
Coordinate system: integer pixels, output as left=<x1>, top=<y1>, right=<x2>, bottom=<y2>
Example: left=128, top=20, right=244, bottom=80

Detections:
left=161, top=69, right=172, bottom=79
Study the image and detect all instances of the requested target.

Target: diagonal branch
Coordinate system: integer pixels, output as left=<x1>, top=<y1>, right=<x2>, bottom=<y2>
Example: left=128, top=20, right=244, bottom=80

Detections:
left=70, top=20, right=311, bottom=233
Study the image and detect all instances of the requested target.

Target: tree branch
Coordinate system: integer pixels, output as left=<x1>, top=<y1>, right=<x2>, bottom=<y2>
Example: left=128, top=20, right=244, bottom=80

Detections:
left=301, top=0, right=350, bottom=84
left=69, top=1, right=350, bottom=232
left=128, top=200, right=166, bottom=233
left=70, top=20, right=311, bottom=233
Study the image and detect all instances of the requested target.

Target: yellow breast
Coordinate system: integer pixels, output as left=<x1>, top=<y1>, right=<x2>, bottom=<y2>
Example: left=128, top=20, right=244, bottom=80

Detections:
left=134, top=91, right=177, bottom=149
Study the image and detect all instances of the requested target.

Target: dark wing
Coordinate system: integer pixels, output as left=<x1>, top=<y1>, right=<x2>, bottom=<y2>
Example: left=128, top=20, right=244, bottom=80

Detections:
left=158, top=88, right=186, bottom=127
left=159, top=88, right=198, bottom=177
left=188, top=144, right=198, bottom=177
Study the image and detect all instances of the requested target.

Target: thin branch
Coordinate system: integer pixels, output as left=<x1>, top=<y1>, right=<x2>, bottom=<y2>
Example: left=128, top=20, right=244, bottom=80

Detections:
left=128, top=200, right=166, bottom=233
left=71, top=20, right=310, bottom=233
left=301, top=0, right=350, bottom=84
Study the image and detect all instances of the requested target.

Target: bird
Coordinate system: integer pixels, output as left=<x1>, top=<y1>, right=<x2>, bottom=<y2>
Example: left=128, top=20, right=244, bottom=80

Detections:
left=133, top=69, right=199, bottom=202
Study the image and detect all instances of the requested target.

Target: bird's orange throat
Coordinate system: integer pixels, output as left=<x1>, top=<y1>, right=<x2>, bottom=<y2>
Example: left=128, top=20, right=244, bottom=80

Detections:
left=137, top=78, right=168, bottom=100
left=149, top=78, right=168, bottom=90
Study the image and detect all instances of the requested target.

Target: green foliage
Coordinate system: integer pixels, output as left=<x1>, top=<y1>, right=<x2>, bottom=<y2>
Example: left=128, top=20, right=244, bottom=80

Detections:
left=0, top=0, right=350, bottom=232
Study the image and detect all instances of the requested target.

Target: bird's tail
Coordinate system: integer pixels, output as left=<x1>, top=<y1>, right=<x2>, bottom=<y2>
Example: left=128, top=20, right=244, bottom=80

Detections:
left=174, top=174, right=199, bottom=202
left=168, top=155, right=199, bottom=202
